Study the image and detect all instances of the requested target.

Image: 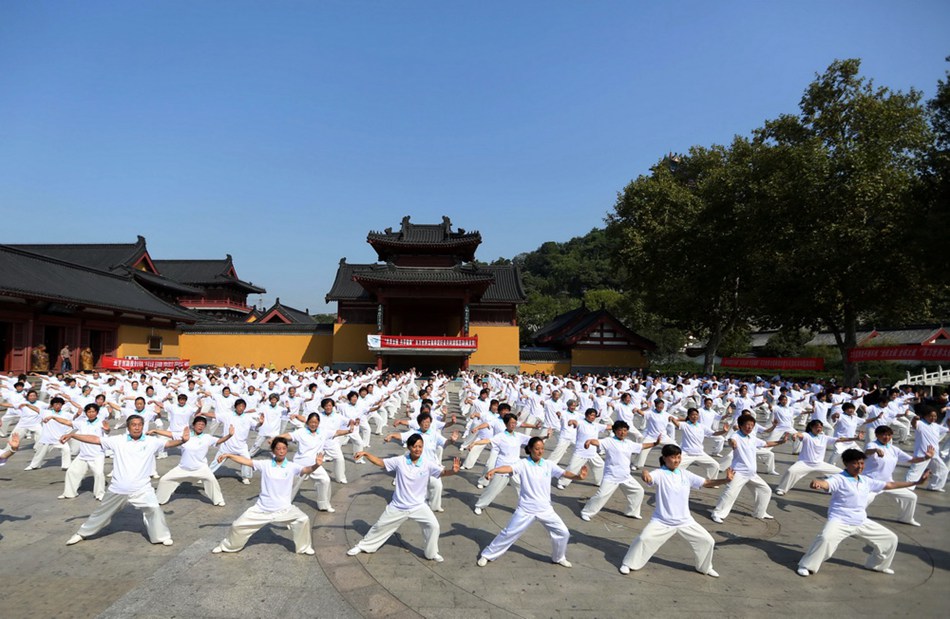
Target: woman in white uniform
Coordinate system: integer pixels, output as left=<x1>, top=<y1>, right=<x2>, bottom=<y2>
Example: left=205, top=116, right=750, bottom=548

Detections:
left=581, top=420, right=663, bottom=521
left=476, top=436, right=588, bottom=568
left=280, top=412, right=350, bottom=513
left=59, top=403, right=109, bottom=500
left=213, top=436, right=322, bottom=555
left=347, top=434, right=460, bottom=562
left=775, top=420, right=862, bottom=495
left=619, top=444, right=733, bottom=577
left=472, top=413, right=532, bottom=514
left=864, top=425, right=933, bottom=526
left=797, top=448, right=930, bottom=577
left=150, top=416, right=228, bottom=506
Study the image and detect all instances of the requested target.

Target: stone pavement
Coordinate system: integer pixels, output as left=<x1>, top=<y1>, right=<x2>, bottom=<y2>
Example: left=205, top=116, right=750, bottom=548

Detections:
left=0, top=385, right=947, bottom=618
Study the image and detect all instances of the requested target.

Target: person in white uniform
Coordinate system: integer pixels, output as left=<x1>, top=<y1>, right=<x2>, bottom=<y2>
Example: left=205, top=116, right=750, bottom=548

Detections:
left=279, top=412, right=347, bottom=513
left=580, top=420, right=663, bottom=521
left=150, top=416, right=228, bottom=506
left=65, top=415, right=184, bottom=546
left=476, top=436, right=588, bottom=568
left=25, top=396, right=75, bottom=470
left=797, top=448, right=930, bottom=577
left=904, top=407, right=949, bottom=491
left=213, top=436, right=323, bottom=555
left=775, top=420, right=862, bottom=495
left=558, top=408, right=610, bottom=489
left=347, top=434, right=460, bottom=562
left=472, top=413, right=532, bottom=514
left=863, top=424, right=933, bottom=526
left=710, top=413, right=788, bottom=523
left=59, top=403, right=109, bottom=501
left=619, top=444, right=733, bottom=577
left=671, top=407, right=730, bottom=479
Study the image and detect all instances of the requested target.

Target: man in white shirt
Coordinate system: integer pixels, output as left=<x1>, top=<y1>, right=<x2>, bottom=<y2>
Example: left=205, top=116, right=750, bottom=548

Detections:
left=60, top=403, right=109, bottom=501
left=151, top=416, right=229, bottom=507
left=213, top=436, right=322, bottom=555
left=64, top=415, right=184, bottom=546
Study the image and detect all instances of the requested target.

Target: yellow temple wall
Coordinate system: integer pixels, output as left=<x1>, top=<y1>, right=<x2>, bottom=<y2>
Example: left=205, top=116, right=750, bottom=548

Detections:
left=519, top=361, right=572, bottom=375
left=469, top=325, right=520, bottom=367
left=116, top=325, right=181, bottom=358
left=331, top=323, right=377, bottom=365
left=179, top=332, right=332, bottom=368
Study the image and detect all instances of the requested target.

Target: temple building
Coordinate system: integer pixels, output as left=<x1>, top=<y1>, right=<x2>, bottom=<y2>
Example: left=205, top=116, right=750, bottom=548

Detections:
left=152, top=255, right=265, bottom=321
left=326, top=216, right=526, bottom=372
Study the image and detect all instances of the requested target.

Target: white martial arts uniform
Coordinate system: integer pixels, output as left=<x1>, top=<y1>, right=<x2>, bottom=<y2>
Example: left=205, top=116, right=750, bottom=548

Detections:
left=581, top=436, right=645, bottom=519
left=776, top=432, right=842, bottom=494
left=62, top=416, right=107, bottom=500
left=217, top=458, right=314, bottom=554
left=156, top=431, right=225, bottom=506
left=621, top=466, right=715, bottom=575
left=711, top=430, right=772, bottom=521
left=864, top=440, right=919, bottom=524
left=559, top=419, right=608, bottom=488
left=678, top=420, right=722, bottom=479
left=475, top=430, right=530, bottom=510
left=350, top=454, right=444, bottom=559
left=904, top=420, right=948, bottom=490
left=74, top=434, right=172, bottom=544
left=480, top=457, right=571, bottom=564
left=799, top=472, right=897, bottom=574
left=289, top=426, right=332, bottom=511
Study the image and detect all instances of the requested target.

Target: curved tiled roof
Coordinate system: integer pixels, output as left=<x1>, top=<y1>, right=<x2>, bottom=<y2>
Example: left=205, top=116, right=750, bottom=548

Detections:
left=8, top=236, right=147, bottom=272
left=326, top=260, right=526, bottom=304
left=153, top=256, right=265, bottom=293
left=0, top=245, right=197, bottom=322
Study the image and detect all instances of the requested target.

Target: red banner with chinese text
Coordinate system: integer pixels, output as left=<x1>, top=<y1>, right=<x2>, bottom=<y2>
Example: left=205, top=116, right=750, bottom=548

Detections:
left=377, top=335, right=477, bottom=349
left=721, top=357, right=825, bottom=371
left=846, top=345, right=950, bottom=363
left=100, top=356, right=191, bottom=370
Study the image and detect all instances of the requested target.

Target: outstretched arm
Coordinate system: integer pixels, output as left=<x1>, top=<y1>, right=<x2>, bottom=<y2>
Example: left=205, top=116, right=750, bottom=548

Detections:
left=702, top=467, right=735, bottom=488
left=60, top=432, right=101, bottom=446
left=216, top=452, right=253, bottom=468
left=353, top=451, right=385, bottom=468
left=439, top=457, right=462, bottom=478
left=562, top=465, right=588, bottom=481
left=884, top=469, right=930, bottom=491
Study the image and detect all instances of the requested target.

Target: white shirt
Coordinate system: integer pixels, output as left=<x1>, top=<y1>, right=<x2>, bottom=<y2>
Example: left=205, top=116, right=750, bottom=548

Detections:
left=863, top=441, right=911, bottom=482
left=600, top=437, right=642, bottom=483
left=176, top=432, right=217, bottom=471
left=491, top=431, right=531, bottom=468
left=384, top=454, right=443, bottom=511
left=72, top=417, right=107, bottom=461
left=290, top=427, right=329, bottom=466
left=824, top=472, right=886, bottom=525
left=913, top=420, right=947, bottom=458
left=796, top=432, right=831, bottom=466
left=648, top=467, right=705, bottom=527
left=730, top=431, right=766, bottom=477
left=252, top=458, right=305, bottom=512
left=104, top=434, right=165, bottom=494
left=512, top=457, right=564, bottom=514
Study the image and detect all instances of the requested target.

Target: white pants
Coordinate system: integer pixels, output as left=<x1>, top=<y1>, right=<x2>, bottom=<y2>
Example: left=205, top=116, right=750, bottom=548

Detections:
left=76, top=486, right=171, bottom=544
left=218, top=504, right=313, bottom=553
left=63, top=456, right=105, bottom=499
left=475, top=473, right=521, bottom=510
left=581, top=478, right=644, bottom=519
left=156, top=463, right=225, bottom=506
left=905, top=457, right=949, bottom=491
left=462, top=442, right=488, bottom=470
left=29, top=441, right=71, bottom=469
left=680, top=452, right=720, bottom=479
left=353, top=503, right=440, bottom=559
left=547, top=437, right=573, bottom=466
left=799, top=518, right=897, bottom=573
left=711, top=473, right=772, bottom=520
left=635, top=435, right=677, bottom=469
left=291, top=467, right=333, bottom=511
left=476, top=450, right=500, bottom=486
left=777, top=461, right=841, bottom=494
left=890, top=417, right=911, bottom=443
left=867, top=488, right=917, bottom=524
left=559, top=453, right=604, bottom=488
left=322, top=440, right=348, bottom=483
left=621, top=519, right=714, bottom=574
left=481, top=506, right=569, bottom=563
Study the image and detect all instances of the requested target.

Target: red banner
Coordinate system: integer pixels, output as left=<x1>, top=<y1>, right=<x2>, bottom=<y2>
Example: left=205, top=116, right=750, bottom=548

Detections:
left=847, top=345, right=950, bottom=363
left=721, top=357, right=825, bottom=371
left=368, top=335, right=478, bottom=350
left=100, top=356, right=191, bottom=370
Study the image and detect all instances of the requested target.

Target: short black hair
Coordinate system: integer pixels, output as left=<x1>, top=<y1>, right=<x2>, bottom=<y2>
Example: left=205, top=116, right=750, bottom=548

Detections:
left=841, top=448, right=866, bottom=464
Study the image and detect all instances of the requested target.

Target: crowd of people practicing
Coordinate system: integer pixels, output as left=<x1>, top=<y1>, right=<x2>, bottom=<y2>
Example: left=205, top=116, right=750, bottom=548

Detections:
left=1, top=365, right=946, bottom=579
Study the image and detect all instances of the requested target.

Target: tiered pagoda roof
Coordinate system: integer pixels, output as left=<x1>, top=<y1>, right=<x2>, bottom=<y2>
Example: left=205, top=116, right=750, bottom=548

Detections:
left=367, top=216, right=482, bottom=262
left=152, top=255, right=265, bottom=294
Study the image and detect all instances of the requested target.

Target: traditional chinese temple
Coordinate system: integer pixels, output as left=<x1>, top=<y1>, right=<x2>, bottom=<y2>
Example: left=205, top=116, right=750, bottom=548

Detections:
left=325, top=216, right=526, bottom=372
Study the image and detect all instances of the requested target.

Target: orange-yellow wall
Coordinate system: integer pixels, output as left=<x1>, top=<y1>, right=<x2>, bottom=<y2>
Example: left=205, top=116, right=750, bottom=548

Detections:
left=180, top=332, right=332, bottom=368
left=469, top=325, right=520, bottom=367
left=332, top=323, right=376, bottom=364
left=519, top=361, right=572, bottom=375
left=116, top=325, right=181, bottom=358
left=571, top=347, right=648, bottom=368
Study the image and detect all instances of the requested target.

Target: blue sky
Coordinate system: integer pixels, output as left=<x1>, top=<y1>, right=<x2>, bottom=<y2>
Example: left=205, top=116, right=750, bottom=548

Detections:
left=1, top=1, right=947, bottom=312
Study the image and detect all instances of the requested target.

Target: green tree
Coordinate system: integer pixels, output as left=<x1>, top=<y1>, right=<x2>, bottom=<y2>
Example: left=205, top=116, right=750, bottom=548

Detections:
left=762, top=328, right=812, bottom=358
left=607, top=139, right=766, bottom=373
left=755, top=59, right=933, bottom=385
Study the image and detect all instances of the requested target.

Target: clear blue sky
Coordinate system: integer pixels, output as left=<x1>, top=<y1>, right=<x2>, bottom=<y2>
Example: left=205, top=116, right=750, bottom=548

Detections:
left=1, top=1, right=947, bottom=313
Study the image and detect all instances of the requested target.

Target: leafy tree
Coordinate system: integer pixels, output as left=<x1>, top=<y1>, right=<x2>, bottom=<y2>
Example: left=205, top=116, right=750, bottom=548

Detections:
left=755, top=59, right=933, bottom=385
left=762, top=328, right=812, bottom=358
left=607, top=139, right=767, bottom=372
left=516, top=292, right=581, bottom=345
left=717, top=323, right=752, bottom=358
